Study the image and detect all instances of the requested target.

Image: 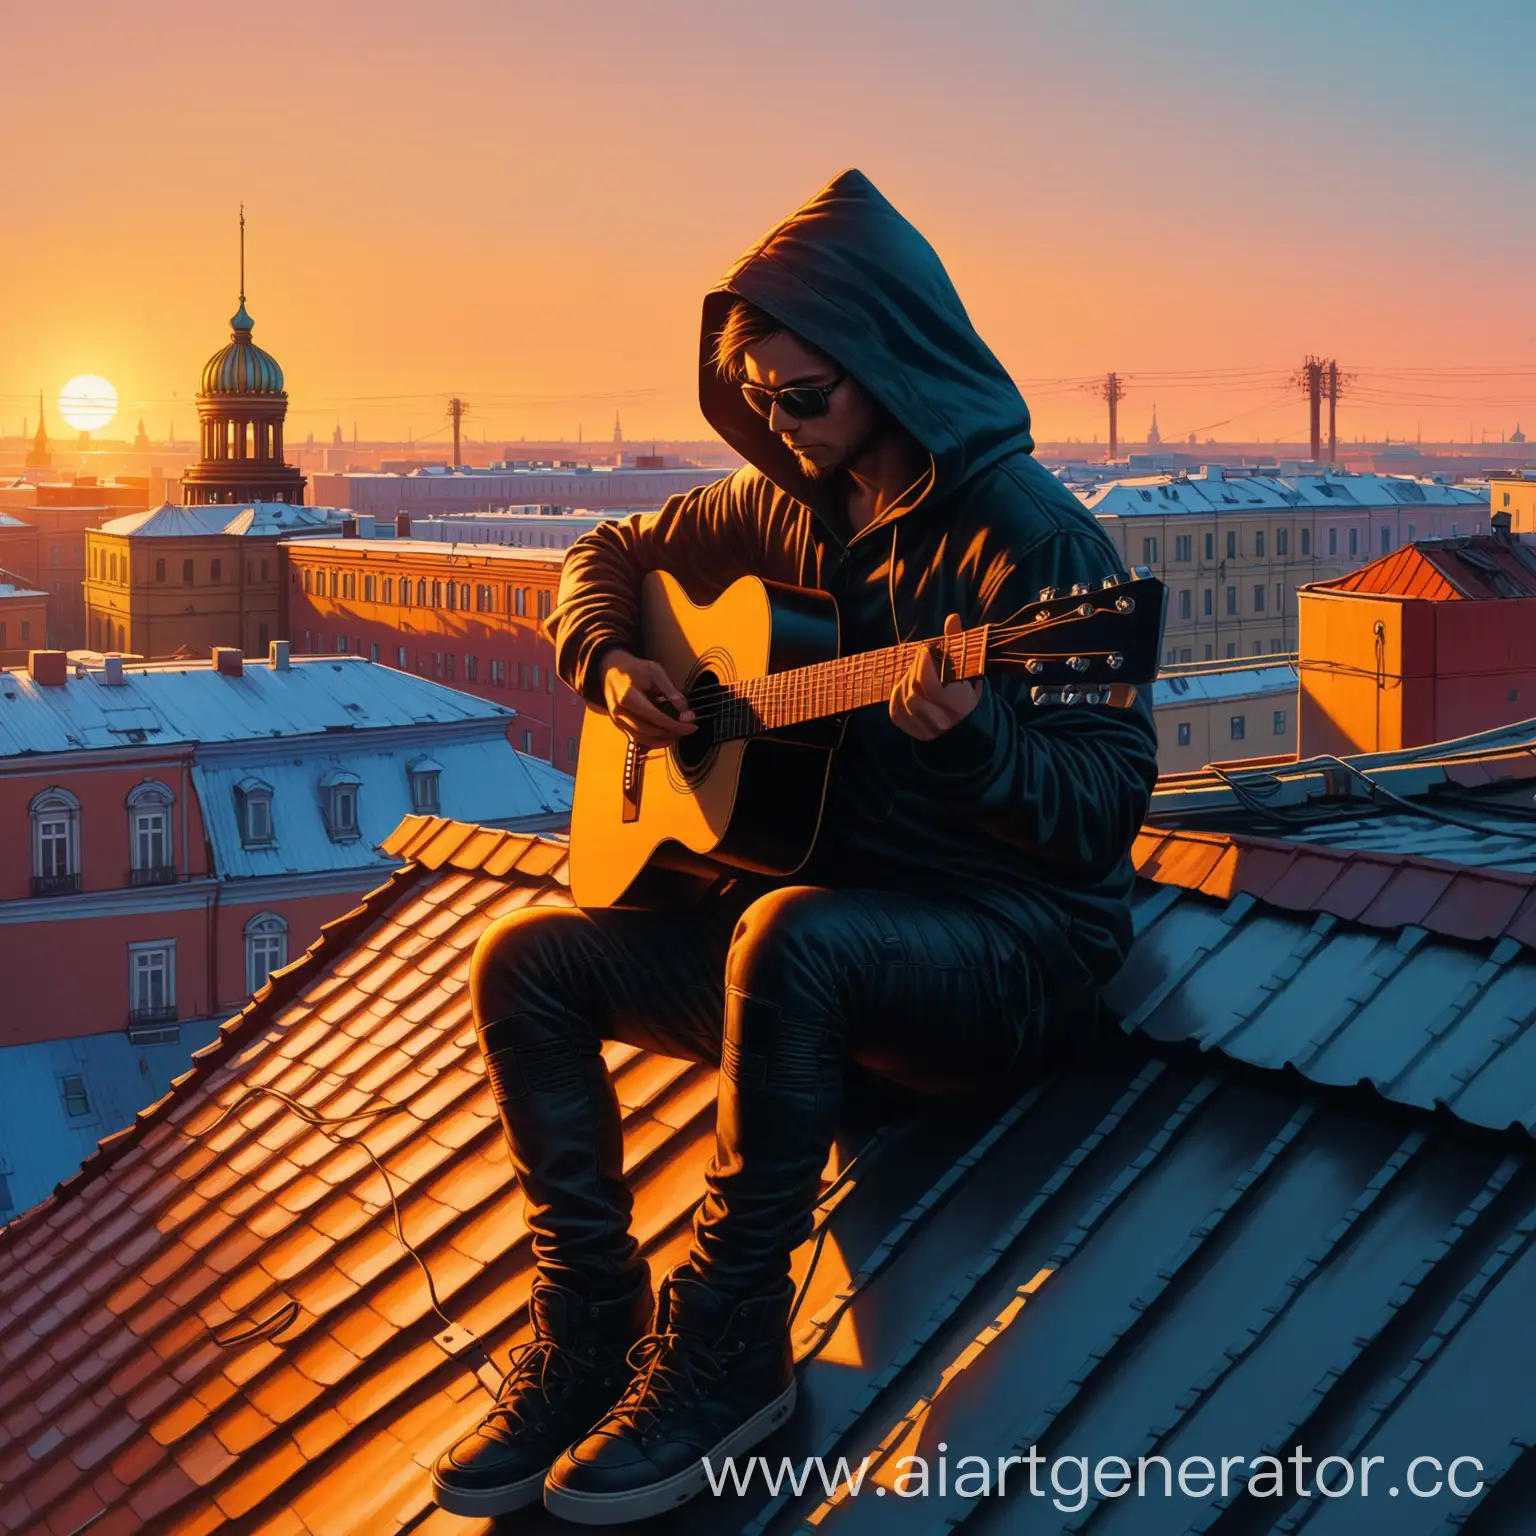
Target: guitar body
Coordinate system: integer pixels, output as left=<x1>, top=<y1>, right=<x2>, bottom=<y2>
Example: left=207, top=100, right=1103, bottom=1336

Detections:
left=569, top=571, right=842, bottom=909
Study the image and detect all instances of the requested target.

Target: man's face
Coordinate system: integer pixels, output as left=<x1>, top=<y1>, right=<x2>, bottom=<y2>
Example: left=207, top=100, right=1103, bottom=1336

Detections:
left=741, top=331, right=884, bottom=481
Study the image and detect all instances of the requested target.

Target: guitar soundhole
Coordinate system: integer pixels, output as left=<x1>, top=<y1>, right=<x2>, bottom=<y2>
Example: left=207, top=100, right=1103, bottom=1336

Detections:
left=671, top=667, right=720, bottom=782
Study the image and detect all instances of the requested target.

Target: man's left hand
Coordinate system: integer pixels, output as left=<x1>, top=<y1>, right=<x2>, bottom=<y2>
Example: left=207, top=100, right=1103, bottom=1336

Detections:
left=890, top=612, right=982, bottom=740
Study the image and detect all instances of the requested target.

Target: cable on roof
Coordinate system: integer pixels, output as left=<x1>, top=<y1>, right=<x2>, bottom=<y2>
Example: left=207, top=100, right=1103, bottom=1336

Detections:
left=1311, top=754, right=1536, bottom=841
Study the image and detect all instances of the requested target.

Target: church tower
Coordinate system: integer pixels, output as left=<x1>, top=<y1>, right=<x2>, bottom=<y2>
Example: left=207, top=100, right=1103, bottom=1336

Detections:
left=1147, top=404, right=1161, bottom=447
left=25, top=390, right=50, bottom=470
left=181, top=209, right=305, bottom=506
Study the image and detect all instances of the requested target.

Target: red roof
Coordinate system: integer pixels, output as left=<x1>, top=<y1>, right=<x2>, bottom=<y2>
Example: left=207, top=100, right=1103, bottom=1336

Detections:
left=1320, top=536, right=1536, bottom=601
left=5, top=811, right=1536, bottom=1534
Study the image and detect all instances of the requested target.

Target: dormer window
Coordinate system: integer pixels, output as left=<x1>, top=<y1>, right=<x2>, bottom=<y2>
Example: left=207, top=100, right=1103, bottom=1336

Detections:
left=320, top=769, right=362, bottom=842
left=235, top=776, right=276, bottom=847
left=408, top=758, right=443, bottom=814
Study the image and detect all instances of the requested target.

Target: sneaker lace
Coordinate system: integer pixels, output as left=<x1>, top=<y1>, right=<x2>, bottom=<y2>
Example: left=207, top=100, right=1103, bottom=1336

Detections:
left=608, top=1327, right=727, bottom=1433
left=481, top=1336, right=589, bottom=1439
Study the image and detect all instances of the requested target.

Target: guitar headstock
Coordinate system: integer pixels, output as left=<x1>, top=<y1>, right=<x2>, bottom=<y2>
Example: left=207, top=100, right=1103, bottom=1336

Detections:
left=985, top=567, right=1166, bottom=700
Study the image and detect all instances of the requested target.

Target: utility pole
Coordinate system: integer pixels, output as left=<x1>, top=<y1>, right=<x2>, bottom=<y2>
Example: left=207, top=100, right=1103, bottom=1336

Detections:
left=1291, top=356, right=1325, bottom=461
left=448, top=398, right=469, bottom=469
left=1327, top=359, right=1338, bottom=463
left=1091, top=372, right=1126, bottom=459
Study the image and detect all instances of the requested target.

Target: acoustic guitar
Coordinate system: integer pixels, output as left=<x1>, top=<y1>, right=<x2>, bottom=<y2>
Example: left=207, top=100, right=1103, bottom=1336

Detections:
left=569, top=567, right=1166, bottom=908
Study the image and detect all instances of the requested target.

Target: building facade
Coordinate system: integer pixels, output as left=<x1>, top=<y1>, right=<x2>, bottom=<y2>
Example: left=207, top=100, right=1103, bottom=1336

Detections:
left=0, top=581, right=47, bottom=667
left=1151, top=658, right=1298, bottom=775
left=0, top=514, right=38, bottom=589
left=282, top=537, right=581, bottom=768
left=0, top=645, right=571, bottom=1051
left=1297, top=528, right=1536, bottom=756
left=83, top=501, right=346, bottom=659
left=1489, top=473, right=1536, bottom=534
left=1081, top=467, right=1489, bottom=664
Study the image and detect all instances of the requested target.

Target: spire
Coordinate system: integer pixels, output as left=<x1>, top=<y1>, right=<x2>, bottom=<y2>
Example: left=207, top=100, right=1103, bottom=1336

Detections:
left=239, top=203, right=246, bottom=307
left=613, top=409, right=623, bottom=445
left=25, top=389, right=51, bottom=469
left=231, top=205, right=253, bottom=333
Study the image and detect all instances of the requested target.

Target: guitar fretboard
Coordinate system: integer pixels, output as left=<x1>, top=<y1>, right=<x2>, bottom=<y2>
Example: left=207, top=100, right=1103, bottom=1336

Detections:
left=711, top=626, right=989, bottom=740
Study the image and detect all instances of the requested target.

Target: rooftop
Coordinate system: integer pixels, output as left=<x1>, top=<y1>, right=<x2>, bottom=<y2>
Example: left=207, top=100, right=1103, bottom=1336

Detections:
left=1081, top=466, right=1489, bottom=519
left=99, top=503, right=342, bottom=540
left=284, top=539, right=566, bottom=565
left=10, top=728, right=1536, bottom=1532
left=1152, top=659, right=1297, bottom=706
left=1316, top=534, right=1536, bottom=600
left=0, top=653, right=519, bottom=760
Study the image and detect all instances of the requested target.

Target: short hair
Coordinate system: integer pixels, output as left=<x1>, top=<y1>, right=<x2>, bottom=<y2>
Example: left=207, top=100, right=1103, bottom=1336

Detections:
left=712, top=298, right=783, bottom=383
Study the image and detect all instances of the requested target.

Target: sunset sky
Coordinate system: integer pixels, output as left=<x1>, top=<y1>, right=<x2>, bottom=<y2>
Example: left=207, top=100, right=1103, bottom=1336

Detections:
left=4, top=0, right=1535, bottom=448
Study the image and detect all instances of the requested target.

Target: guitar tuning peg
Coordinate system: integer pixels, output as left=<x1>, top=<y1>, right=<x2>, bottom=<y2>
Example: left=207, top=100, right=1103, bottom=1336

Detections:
left=1099, top=574, right=1120, bottom=590
left=1037, top=586, right=1058, bottom=601
left=1067, top=656, right=1089, bottom=672
left=1025, top=659, right=1044, bottom=674
left=1070, top=582, right=1089, bottom=597
left=1107, top=652, right=1124, bottom=670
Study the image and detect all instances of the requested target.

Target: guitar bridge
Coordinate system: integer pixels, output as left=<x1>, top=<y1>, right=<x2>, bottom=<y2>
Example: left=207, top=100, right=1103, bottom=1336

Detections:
left=622, top=739, right=644, bottom=823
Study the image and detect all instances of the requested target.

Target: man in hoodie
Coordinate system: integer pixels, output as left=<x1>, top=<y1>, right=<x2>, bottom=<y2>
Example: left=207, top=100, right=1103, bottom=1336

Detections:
left=431, top=170, right=1159, bottom=1524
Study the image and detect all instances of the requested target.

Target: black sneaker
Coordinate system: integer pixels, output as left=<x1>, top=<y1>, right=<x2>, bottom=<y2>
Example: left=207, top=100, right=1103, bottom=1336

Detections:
left=543, top=1262, right=797, bottom=1525
left=431, top=1269, right=652, bottom=1517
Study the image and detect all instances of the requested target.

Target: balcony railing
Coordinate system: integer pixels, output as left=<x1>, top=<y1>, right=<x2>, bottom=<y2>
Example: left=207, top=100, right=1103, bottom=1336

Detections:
left=128, top=1004, right=177, bottom=1027
left=129, top=865, right=177, bottom=887
left=30, top=872, right=81, bottom=898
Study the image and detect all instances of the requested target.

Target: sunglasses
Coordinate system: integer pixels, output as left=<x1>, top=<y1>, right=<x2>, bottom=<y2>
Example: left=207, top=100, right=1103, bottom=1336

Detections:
left=739, top=374, right=846, bottom=421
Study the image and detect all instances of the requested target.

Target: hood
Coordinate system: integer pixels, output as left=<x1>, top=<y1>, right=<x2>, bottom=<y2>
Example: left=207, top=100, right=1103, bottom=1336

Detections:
left=699, top=168, right=1035, bottom=516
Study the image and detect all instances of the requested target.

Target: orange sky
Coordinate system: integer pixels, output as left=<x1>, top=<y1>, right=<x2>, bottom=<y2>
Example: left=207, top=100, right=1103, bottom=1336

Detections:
left=5, top=0, right=1536, bottom=448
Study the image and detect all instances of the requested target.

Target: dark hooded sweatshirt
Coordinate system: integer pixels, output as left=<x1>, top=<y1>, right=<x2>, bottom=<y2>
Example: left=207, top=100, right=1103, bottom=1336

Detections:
left=548, top=169, right=1160, bottom=991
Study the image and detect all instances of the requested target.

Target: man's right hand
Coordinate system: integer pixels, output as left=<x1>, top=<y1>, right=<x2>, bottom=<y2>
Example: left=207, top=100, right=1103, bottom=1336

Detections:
left=600, top=649, right=697, bottom=748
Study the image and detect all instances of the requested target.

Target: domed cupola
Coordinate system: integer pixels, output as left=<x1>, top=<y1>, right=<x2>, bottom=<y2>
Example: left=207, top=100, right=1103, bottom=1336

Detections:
left=200, top=301, right=286, bottom=397
left=181, top=209, right=306, bottom=508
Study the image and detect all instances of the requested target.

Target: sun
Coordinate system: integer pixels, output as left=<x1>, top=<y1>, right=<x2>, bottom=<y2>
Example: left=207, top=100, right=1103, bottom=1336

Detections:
left=58, top=374, right=118, bottom=432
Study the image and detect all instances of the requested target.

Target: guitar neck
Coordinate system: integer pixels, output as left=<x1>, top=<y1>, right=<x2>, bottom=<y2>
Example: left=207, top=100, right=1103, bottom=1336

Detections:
left=716, top=627, right=989, bottom=740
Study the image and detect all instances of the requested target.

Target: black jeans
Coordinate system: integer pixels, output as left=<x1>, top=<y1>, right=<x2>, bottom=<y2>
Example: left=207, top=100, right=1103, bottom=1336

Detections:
left=470, top=882, right=1072, bottom=1299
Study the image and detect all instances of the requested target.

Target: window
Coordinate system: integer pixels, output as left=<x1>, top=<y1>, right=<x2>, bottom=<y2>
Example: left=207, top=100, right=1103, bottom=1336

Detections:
left=235, top=777, right=275, bottom=846
left=384, top=576, right=395, bottom=604
left=417, top=578, right=428, bottom=606
left=1276, top=583, right=1284, bottom=613
left=464, top=654, right=478, bottom=680
left=1177, top=722, right=1191, bottom=747
left=320, top=772, right=361, bottom=842
left=183, top=558, right=194, bottom=584
left=1142, top=536, right=1159, bottom=564
left=1300, top=527, right=1311, bottom=556
left=1226, top=586, right=1237, bottom=616
left=397, top=644, right=408, bottom=668
left=409, top=760, right=443, bottom=813
left=1165, top=647, right=1177, bottom=666
left=1230, top=715, right=1246, bottom=741
left=1179, top=648, right=1192, bottom=663
left=477, top=584, right=493, bottom=612
left=431, top=580, right=443, bottom=607
left=245, top=912, right=288, bottom=994
left=400, top=577, right=411, bottom=607
left=1178, top=590, right=1191, bottom=620
left=1451, top=523, right=1459, bottom=537
left=567, top=737, right=578, bottom=762
left=61, top=1074, right=91, bottom=1119
left=537, top=590, right=552, bottom=620
left=364, top=574, right=376, bottom=602
left=30, top=787, right=80, bottom=895
left=1226, top=530, right=1237, bottom=559
left=1252, top=640, right=1263, bottom=655
left=431, top=651, right=443, bottom=679
left=304, top=568, right=313, bottom=594
left=126, top=781, right=174, bottom=882
left=1254, top=530, right=1266, bottom=557
left=336, top=633, right=348, bottom=653
left=515, top=588, right=528, bottom=617
left=529, top=664, right=541, bottom=690
left=489, top=658, right=506, bottom=686
left=1204, top=644, right=1213, bottom=661
left=1203, top=588, right=1213, bottom=617
left=346, top=571, right=358, bottom=600
left=1203, top=532, right=1214, bottom=561
left=156, top=557, right=166, bottom=582
left=1407, top=523, right=1416, bottom=542
left=1273, top=709, right=1287, bottom=736
left=1276, top=528, right=1288, bottom=557
left=1225, top=642, right=1236, bottom=658
left=460, top=583, right=470, bottom=610
left=1253, top=585, right=1266, bottom=613
left=444, top=653, right=455, bottom=680
left=1381, top=526, right=1392, bottom=554
left=211, top=559, right=222, bottom=582
left=370, top=642, right=380, bottom=663
left=20, top=621, right=29, bottom=643
left=128, top=941, right=175, bottom=1023
left=261, top=559, right=269, bottom=583
left=445, top=581, right=456, bottom=610
left=1328, top=527, right=1338, bottom=556
left=521, top=729, right=534, bottom=753
left=1175, top=534, right=1191, bottom=562
left=1348, top=527, right=1358, bottom=559
left=304, top=629, right=312, bottom=652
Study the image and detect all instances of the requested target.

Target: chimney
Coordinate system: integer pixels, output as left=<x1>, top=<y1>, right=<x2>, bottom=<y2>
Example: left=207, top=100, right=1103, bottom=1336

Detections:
left=102, top=655, right=126, bottom=686
left=213, top=646, right=244, bottom=678
left=395, top=511, right=412, bottom=538
left=1492, top=509, right=1513, bottom=541
left=28, top=650, right=67, bottom=687
left=341, top=515, right=359, bottom=538
left=268, top=638, right=291, bottom=671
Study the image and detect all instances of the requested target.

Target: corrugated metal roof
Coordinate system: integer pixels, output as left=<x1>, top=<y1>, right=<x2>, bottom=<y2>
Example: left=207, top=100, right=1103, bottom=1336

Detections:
left=1153, top=663, right=1296, bottom=707
left=0, top=655, right=515, bottom=759
left=100, top=503, right=339, bottom=539
left=1319, top=535, right=1536, bottom=601
left=1082, top=469, right=1488, bottom=521
left=5, top=816, right=1536, bottom=1535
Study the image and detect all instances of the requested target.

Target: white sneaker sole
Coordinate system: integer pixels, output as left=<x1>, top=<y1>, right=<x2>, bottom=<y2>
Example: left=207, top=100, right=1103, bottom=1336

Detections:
left=542, top=1378, right=798, bottom=1526
left=431, top=1459, right=550, bottom=1517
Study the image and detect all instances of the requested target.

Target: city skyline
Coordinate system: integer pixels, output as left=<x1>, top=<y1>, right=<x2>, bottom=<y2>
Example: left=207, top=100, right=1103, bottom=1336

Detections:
left=5, top=1, right=1536, bottom=445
